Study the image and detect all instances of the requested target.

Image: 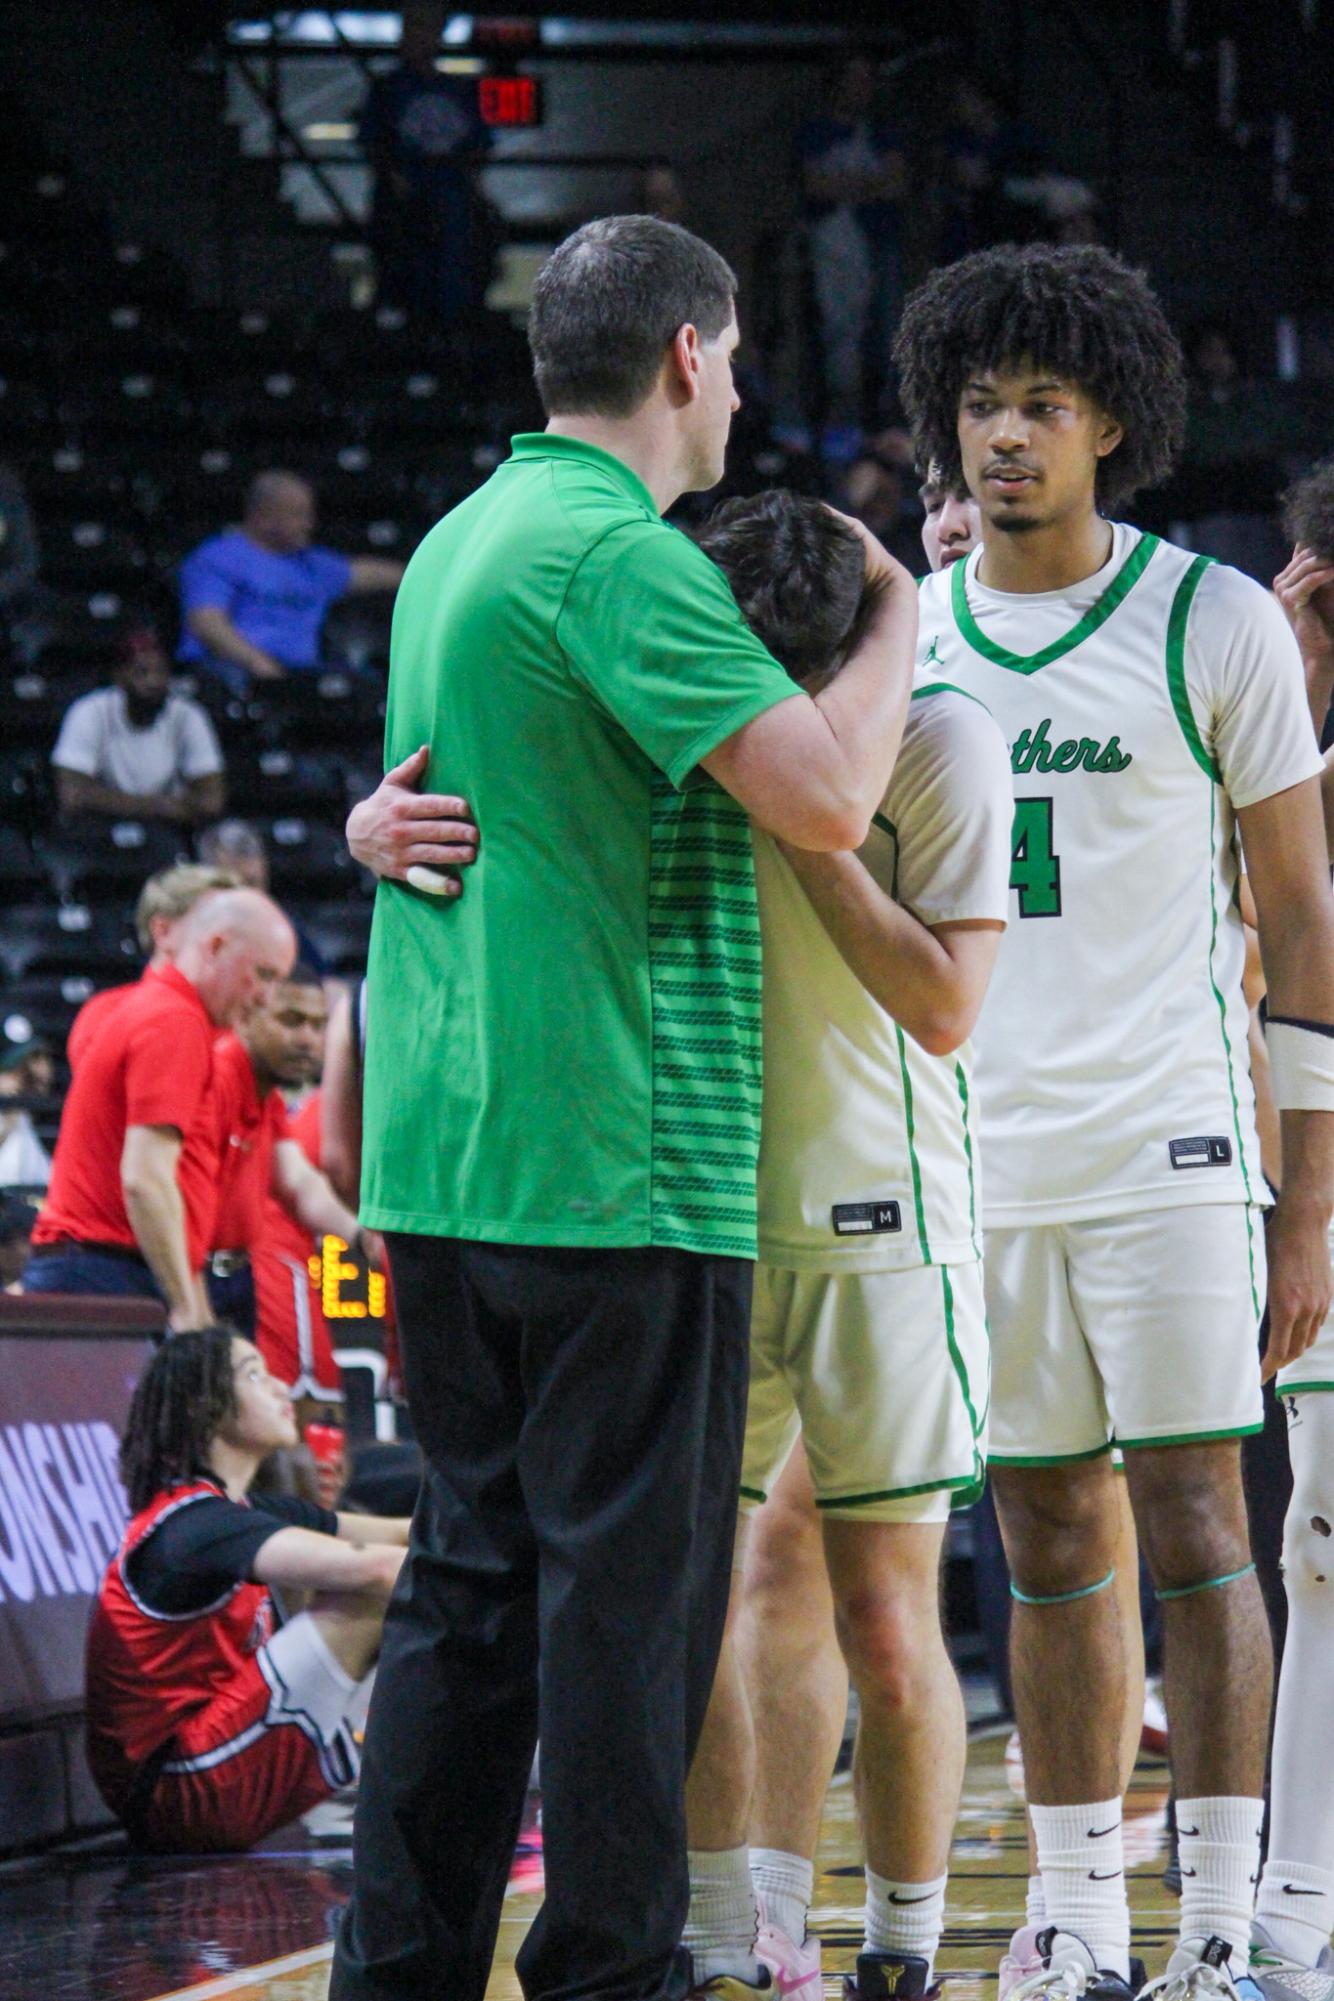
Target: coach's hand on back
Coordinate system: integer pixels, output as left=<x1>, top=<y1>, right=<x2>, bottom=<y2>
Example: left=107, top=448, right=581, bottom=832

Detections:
left=346, top=745, right=479, bottom=896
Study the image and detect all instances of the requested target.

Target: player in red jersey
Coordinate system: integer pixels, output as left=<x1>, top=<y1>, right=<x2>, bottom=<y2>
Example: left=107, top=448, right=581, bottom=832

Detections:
left=86, top=1325, right=409, bottom=1851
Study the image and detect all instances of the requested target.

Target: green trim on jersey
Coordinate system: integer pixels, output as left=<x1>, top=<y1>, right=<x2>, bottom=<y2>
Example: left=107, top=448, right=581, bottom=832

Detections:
left=814, top=1470, right=981, bottom=1509
left=1205, top=785, right=1261, bottom=1314
left=1276, top=1381, right=1334, bottom=1395
left=911, top=679, right=992, bottom=712
left=1116, top=1421, right=1265, bottom=1449
left=941, top=1265, right=981, bottom=1441
left=950, top=531, right=1160, bottom=675
left=1165, top=555, right=1223, bottom=781
left=894, top=1021, right=933, bottom=1264
left=955, top=1062, right=981, bottom=1259
left=988, top=1442, right=1114, bottom=1467
left=872, top=809, right=898, bottom=847
left=739, top=1483, right=768, bottom=1503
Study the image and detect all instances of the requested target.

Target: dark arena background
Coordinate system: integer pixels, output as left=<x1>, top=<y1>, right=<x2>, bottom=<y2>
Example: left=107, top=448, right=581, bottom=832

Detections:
left=0, top=4, right=1332, bottom=1998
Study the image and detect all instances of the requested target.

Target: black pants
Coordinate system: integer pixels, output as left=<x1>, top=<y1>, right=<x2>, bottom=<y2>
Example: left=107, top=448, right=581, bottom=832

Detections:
left=330, top=1235, right=752, bottom=2001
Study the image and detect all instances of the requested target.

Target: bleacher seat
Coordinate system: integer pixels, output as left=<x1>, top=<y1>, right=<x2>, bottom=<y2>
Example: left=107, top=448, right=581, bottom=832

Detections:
left=36, top=820, right=189, bottom=902
left=259, top=817, right=365, bottom=900
left=321, top=595, right=395, bottom=675
left=187, top=307, right=310, bottom=378
left=35, top=592, right=148, bottom=675
left=0, top=827, right=41, bottom=898
left=38, top=518, right=153, bottom=593
left=292, top=899, right=374, bottom=974
left=239, top=670, right=386, bottom=750
left=21, top=446, right=132, bottom=519
left=58, top=368, right=194, bottom=443
left=0, top=971, right=114, bottom=1050
left=224, top=747, right=350, bottom=821
left=6, top=669, right=100, bottom=749
left=202, top=371, right=329, bottom=446
left=0, top=904, right=136, bottom=984
left=0, top=750, right=52, bottom=832
left=0, top=373, right=54, bottom=442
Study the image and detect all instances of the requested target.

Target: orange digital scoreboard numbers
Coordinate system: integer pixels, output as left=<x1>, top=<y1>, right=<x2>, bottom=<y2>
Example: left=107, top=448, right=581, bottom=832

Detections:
left=313, top=1235, right=387, bottom=1320
left=478, top=74, right=543, bottom=127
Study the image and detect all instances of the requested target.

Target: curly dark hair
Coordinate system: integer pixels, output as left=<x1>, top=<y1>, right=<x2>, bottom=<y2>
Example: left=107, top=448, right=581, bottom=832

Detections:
left=693, top=489, right=871, bottom=687
left=120, top=1326, right=240, bottom=1514
left=1282, top=456, right=1334, bottom=561
left=893, top=243, right=1187, bottom=510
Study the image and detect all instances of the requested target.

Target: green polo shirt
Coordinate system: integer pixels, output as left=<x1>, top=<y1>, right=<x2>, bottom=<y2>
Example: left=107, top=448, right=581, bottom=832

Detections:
left=360, top=432, right=798, bottom=1256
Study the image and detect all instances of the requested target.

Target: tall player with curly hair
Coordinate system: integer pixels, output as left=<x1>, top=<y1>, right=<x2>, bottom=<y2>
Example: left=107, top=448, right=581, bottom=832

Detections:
left=896, top=245, right=1334, bottom=2001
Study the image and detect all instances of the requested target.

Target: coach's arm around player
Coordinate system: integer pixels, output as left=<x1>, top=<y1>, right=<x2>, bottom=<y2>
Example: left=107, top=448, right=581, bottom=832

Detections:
left=345, top=503, right=919, bottom=891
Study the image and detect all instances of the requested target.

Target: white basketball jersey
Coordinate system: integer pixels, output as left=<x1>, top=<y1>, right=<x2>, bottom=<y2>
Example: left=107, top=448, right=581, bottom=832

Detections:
left=755, top=686, right=1013, bottom=1272
left=917, top=523, right=1322, bottom=1226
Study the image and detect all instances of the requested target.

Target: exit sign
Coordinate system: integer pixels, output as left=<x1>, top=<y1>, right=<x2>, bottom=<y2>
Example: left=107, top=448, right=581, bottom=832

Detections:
left=479, top=74, right=543, bottom=127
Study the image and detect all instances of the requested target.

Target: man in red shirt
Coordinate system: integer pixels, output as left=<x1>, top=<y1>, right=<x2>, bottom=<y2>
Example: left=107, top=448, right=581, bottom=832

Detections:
left=26, top=887, right=294, bottom=1330
left=209, top=965, right=371, bottom=1361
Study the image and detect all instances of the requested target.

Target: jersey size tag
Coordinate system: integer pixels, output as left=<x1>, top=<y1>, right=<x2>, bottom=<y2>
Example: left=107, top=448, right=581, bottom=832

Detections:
left=831, top=1200, right=902, bottom=1236
left=1168, top=1135, right=1233, bottom=1169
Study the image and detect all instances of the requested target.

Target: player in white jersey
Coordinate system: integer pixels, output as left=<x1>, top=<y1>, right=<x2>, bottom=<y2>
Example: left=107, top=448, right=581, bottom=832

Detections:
left=670, top=488, right=1011, bottom=2001
left=894, top=243, right=1334, bottom=2001
left=734, top=467, right=1159, bottom=1991
left=1247, top=460, right=1334, bottom=1981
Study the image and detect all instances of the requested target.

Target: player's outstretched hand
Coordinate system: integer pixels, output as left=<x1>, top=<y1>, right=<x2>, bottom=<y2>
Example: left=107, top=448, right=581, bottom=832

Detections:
left=345, top=746, right=479, bottom=896
left=1261, top=1196, right=1334, bottom=1381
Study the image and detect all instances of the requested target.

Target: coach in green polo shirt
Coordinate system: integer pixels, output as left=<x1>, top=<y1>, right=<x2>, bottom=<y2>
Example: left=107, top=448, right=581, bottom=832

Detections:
left=332, top=215, right=917, bottom=2001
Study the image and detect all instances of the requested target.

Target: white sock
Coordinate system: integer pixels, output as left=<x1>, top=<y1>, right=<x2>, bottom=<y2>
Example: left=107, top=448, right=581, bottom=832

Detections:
left=751, top=1846, right=814, bottom=1946
left=1176, top=1795, right=1265, bottom=1968
left=1030, top=1798, right=1130, bottom=1979
left=1027, top=1873, right=1048, bottom=1926
left=1263, top=1400, right=1334, bottom=1967
left=685, top=1846, right=761, bottom=1983
left=1256, top=1859, right=1334, bottom=1968
left=864, top=1869, right=948, bottom=1976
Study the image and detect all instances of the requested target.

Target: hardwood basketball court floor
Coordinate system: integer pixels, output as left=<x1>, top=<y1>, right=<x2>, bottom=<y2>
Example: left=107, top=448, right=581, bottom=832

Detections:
left=0, top=1720, right=1178, bottom=2001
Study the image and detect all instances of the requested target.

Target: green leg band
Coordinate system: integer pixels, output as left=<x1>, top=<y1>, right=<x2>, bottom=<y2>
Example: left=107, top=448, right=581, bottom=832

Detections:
left=1010, top=1566, right=1116, bottom=1607
left=1155, top=1561, right=1256, bottom=1603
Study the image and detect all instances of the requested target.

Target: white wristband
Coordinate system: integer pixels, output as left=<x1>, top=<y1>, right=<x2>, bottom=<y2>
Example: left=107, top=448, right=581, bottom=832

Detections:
left=1266, top=1018, right=1334, bottom=1112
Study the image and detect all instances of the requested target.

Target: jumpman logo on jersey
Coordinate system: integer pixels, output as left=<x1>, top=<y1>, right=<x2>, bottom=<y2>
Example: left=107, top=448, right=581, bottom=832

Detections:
left=923, top=635, right=944, bottom=668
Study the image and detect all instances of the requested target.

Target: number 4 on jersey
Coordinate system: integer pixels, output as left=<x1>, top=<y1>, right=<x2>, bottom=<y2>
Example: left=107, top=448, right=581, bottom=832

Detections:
left=1010, top=797, right=1062, bottom=917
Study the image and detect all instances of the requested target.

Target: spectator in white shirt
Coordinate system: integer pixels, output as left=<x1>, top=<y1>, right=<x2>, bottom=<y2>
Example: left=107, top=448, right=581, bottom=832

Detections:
left=52, top=624, right=227, bottom=827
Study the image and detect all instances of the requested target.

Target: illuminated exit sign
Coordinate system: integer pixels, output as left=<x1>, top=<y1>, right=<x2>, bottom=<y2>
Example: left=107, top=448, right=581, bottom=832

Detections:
left=479, top=74, right=543, bottom=127
left=312, top=1234, right=387, bottom=1320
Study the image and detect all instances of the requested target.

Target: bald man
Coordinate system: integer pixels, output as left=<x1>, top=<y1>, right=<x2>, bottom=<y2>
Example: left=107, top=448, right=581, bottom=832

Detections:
left=178, top=470, right=404, bottom=693
left=27, top=889, right=295, bottom=1331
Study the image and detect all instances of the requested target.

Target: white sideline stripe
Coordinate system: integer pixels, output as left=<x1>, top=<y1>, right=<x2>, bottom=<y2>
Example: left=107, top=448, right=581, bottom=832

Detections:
left=146, top=1940, right=332, bottom=2001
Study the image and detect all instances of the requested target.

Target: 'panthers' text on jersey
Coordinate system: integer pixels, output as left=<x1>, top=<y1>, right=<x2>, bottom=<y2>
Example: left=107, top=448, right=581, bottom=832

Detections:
left=916, top=523, right=1322, bottom=1227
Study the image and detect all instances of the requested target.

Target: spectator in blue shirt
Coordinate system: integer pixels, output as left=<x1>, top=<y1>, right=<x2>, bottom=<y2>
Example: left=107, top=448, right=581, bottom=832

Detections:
left=796, top=53, right=907, bottom=457
left=178, top=472, right=403, bottom=694
left=358, top=2, right=495, bottom=328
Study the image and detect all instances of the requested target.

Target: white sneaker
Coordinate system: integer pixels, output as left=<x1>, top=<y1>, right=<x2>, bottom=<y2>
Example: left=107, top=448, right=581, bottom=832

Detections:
left=1249, top=1923, right=1334, bottom=2001
left=1009, top=1929, right=1098, bottom=2001
left=1141, top=1935, right=1260, bottom=2001
left=755, top=1921, right=822, bottom=2001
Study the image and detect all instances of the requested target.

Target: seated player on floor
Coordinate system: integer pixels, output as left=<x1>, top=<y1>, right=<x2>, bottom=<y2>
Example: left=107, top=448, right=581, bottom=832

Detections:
left=85, top=1326, right=409, bottom=1853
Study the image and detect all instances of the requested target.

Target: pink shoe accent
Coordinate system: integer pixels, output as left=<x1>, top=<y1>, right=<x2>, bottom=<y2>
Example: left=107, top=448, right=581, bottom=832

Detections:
left=999, top=1925, right=1048, bottom=2001
left=757, top=1921, right=823, bottom=2001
